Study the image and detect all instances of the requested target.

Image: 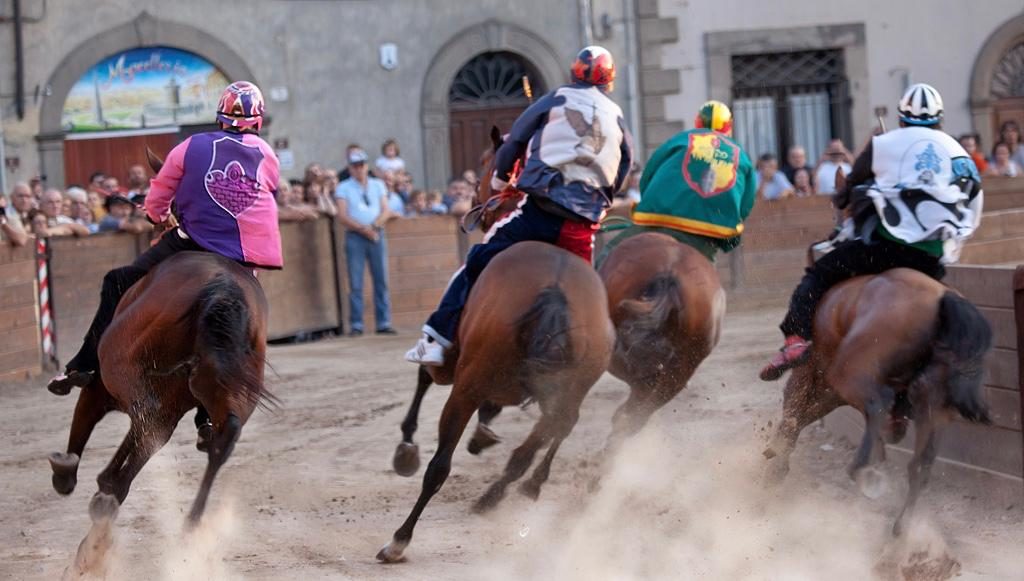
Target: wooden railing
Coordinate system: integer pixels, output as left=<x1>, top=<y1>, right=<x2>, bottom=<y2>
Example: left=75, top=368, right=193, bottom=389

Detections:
left=0, top=243, right=42, bottom=382
left=0, top=216, right=466, bottom=379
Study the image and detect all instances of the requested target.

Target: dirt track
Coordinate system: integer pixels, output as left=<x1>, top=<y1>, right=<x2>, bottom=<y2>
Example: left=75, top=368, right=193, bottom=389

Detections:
left=1, top=308, right=1022, bottom=580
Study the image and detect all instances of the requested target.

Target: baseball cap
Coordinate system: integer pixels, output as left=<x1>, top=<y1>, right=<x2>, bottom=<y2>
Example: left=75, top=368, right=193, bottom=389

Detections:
left=347, top=149, right=369, bottom=165
left=104, top=194, right=134, bottom=211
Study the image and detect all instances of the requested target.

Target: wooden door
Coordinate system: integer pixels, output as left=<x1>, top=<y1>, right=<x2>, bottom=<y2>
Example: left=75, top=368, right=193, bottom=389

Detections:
left=449, top=106, right=525, bottom=178
left=63, top=131, right=178, bottom=187
left=992, top=97, right=1024, bottom=149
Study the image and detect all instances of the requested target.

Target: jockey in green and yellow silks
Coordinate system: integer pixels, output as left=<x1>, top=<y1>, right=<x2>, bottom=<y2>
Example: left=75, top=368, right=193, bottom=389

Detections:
left=600, top=101, right=756, bottom=264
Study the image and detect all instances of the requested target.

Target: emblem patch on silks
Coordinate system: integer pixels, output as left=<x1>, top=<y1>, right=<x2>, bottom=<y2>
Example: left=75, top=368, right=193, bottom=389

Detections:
left=913, top=143, right=943, bottom=185
left=205, top=137, right=264, bottom=216
left=682, top=132, right=739, bottom=198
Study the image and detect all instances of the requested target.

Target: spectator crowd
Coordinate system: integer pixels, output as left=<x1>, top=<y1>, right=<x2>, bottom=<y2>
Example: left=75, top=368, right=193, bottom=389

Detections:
left=748, top=121, right=1024, bottom=202
left=0, top=164, right=157, bottom=247
left=7, top=128, right=1024, bottom=332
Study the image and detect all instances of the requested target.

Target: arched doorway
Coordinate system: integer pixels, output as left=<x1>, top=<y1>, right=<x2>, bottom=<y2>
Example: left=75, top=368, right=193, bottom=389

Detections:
left=970, top=13, right=1024, bottom=150
left=419, top=20, right=565, bottom=189
left=60, top=46, right=230, bottom=187
left=37, top=12, right=256, bottom=189
left=989, top=43, right=1024, bottom=141
left=448, top=52, right=546, bottom=177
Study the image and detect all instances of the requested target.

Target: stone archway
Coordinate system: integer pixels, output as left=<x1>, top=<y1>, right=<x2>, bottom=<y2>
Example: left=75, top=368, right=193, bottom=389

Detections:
left=970, top=13, right=1024, bottom=150
left=37, top=11, right=256, bottom=188
left=420, top=20, right=565, bottom=189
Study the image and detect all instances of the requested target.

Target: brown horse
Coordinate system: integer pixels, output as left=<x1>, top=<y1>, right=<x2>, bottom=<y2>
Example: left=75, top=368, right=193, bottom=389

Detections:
left=597, top=232, right=726, bottom=453
left=762, top=268, right=992, bottom=536
left=390, top=127, right=528, bottom=476
left=378, top=130, right=615, bottom=563
left=48, top=162, right=272, bottom=574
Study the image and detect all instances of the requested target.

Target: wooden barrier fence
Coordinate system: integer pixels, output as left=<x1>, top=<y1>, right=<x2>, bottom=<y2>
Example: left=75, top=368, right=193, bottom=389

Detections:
left=0, top=215, right=464, bottom=379
left=0, top=243, right=42, bottom=382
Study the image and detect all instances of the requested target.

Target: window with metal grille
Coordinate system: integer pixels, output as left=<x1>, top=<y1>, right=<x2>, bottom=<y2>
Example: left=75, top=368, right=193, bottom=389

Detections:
left=448, top=52, right=545, bottom=111
left=731, top=49, right=852, bottom=164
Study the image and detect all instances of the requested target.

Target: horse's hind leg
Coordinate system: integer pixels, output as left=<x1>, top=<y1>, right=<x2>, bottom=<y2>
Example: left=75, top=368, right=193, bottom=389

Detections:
left=467, top=401, right=503, bottom=455
left=187, top=412, right=242, bottom=526
left=393, top=366, right=433, bottom=477
left=892, top=406, right=940, bottom=536
left=378, top=393, right=477, bottom=563
left=71, top=412, right=179, bottom=576
left=95, top=410, right=182, bottom=508
left=473, top=410, right=558, bottom=513
left=846, top=383, right=895, bottom=499
left=518, top=407, right=580, bottom=501
left=604, top=362, right=698, bottom=456
left=763, top=366, right=842, bottom=485
left=50, top=385, right=113, bottom=495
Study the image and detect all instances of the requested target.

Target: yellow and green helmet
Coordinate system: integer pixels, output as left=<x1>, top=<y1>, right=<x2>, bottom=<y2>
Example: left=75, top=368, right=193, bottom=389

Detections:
left=694, top=100, right=733, bottom=136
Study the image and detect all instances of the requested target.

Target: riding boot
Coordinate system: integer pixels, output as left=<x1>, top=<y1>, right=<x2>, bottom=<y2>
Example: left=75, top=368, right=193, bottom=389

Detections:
left=47, top=266, right=147, bottom=396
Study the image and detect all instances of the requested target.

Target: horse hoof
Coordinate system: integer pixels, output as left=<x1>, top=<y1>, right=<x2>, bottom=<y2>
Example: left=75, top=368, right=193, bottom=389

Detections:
left=518, top=480, right=541, bottom=501
left=392, top=442, right=420, bottom=477
left=761, top=459, right=790, bottom=488
left=49, top=452, right=80, bottom=495
left=884, top=418, right=909, bottom=445
left=471, top=487, right=503, bottom=514
left=467, top=424, right=501, bottom=455
left=89, top=492, right=120, bottom=523
left=854, top=467, right=887, bottom=500
left=376, top=539, right=408, bottom=563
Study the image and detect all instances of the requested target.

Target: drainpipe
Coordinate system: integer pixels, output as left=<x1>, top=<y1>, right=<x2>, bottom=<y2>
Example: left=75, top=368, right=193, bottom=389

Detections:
left=0, top=112, right=7, bottom=194
left=578, top=0, right=594, bottom=46
left=14, top=0, right=25, bottom=120
left=623, top=0, right=643, bottom=160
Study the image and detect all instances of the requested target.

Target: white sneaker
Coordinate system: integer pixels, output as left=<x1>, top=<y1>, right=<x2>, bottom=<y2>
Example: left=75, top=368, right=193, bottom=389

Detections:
left=405, top=335, right=445, bottom=366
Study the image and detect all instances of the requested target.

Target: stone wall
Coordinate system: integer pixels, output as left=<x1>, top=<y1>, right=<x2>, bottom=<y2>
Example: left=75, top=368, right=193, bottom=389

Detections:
left=0, top=0, right=635, bottom=188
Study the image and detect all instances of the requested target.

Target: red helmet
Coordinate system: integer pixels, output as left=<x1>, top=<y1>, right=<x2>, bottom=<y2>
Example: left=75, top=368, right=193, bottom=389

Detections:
left=571, top=46, right=615, bottom=90
left=216, top=81, right=265, bottom=132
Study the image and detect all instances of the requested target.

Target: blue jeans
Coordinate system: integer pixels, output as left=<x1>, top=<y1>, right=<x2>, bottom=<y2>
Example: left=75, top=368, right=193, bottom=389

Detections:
left=345, top=231, right=391, bottom=331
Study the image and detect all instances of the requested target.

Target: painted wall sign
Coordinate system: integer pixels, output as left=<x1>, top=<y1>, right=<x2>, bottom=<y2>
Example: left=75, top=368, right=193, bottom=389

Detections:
left=61, top=46, right=230, bottom=132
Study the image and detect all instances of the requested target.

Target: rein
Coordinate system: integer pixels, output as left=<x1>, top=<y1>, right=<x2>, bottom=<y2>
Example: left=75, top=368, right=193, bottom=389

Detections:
left=460, top=158, right=524, bottom=234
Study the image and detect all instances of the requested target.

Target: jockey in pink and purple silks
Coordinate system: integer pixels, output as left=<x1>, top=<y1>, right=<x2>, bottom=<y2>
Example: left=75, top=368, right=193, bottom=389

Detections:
left=48, top=81, right=282, bottom=451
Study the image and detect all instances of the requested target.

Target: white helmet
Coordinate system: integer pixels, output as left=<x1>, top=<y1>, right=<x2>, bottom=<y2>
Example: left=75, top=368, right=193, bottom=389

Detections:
left=898, top=83, right=943, bottom=126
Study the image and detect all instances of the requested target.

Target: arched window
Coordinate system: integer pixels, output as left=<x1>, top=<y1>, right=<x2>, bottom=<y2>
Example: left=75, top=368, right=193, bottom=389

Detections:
left=992, top=43, right=1024, bottom=99
left=448, top=52, right=546, bottom=110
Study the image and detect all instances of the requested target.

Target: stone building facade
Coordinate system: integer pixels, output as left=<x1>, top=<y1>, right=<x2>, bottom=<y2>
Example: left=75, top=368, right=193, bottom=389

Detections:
left=0, top=0, right=638, bottom=189
left=635, top=0, right=1024, bottom=162
left=5, top=1, right=1024, bottom=192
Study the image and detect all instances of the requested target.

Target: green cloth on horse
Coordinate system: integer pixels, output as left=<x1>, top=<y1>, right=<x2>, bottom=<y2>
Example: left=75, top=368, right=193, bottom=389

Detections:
left=596, top=224, right=720, bottom=270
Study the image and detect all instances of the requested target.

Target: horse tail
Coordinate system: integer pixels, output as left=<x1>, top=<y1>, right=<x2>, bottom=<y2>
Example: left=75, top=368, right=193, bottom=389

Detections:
left=194, top=273, right=269, bottom=409
left=516, top=286, right=573, bottom=377
left=615, top=272, right=683, bottom=367
left=932, top=291, right=992, bottom=424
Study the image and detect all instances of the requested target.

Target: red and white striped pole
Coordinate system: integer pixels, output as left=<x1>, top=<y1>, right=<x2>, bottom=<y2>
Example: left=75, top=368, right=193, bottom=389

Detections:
left=36, top=237, right=57, bottom=368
